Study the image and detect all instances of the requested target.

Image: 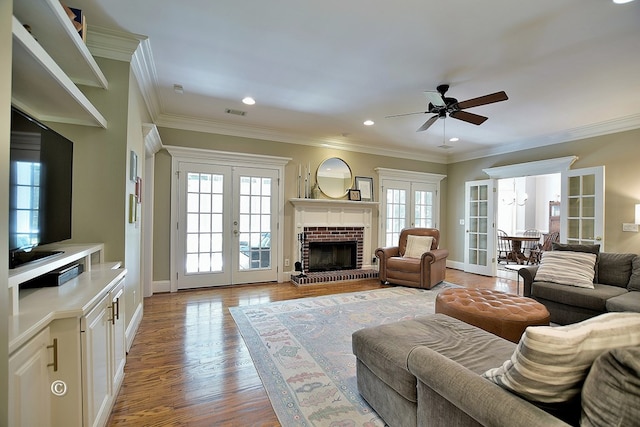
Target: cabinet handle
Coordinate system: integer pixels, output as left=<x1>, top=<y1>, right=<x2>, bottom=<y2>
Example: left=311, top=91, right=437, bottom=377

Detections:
left=107, top=304, right=115, bottom=325
left=47, top=338, right=58, bottom=372
left=115, top=297, right=120, bottom=320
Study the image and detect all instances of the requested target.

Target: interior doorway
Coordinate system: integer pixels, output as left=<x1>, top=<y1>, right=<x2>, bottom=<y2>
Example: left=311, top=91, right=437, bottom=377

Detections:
left=496, top=174, right=561, bottom=237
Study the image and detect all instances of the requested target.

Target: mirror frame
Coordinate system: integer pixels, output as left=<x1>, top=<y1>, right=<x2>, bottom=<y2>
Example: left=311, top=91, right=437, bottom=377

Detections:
left=316, top=157, right=353, bottom=199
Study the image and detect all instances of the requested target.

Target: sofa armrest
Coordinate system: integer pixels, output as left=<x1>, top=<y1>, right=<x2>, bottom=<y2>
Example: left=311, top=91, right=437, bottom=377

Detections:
left=375, top=246, right=400, bottom=259
left=421, top=248, right=449, bottom=264
left=407, top=346, right=570, bottom=427
left=518, top=265, right=539, bottom=297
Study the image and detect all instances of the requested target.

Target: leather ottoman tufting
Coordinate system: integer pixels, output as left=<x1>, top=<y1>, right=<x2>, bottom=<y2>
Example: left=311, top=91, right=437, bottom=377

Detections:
left=435, top=288, right=550, bottom=343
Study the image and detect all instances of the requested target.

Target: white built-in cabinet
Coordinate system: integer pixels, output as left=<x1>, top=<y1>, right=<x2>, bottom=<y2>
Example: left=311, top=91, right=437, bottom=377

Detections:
left=8, top=327, right=53, bottom=427
left=8, top=244, right=127, bottom=427
left=82, top=279, right=125, bottom=427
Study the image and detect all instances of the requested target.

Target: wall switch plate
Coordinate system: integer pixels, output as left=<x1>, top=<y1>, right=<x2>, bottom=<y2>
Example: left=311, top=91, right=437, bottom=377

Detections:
left=284, top=258, right=290, bottom=267
left=622, top=223, right=639, bottom=232
left=459, top=219, right=465, bottom=225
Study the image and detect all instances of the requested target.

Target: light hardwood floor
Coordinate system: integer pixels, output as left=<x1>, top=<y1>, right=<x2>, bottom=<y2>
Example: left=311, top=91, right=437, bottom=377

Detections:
left=106, top=268, right=518, bottom=426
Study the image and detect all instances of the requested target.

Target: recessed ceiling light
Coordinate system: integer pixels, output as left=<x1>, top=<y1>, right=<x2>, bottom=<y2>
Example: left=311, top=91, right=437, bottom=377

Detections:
left=363, top=120, right=374, bottom=126
left=449, top=137, right=459, bottom=142
left=242, top=97, right=256, bottom=105
left=613, top=0, right=634, bottom=3
left=173, top=84, right=184, bottom=94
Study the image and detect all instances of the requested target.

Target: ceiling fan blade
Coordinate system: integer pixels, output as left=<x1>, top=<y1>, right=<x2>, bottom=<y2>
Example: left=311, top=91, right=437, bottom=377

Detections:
left=424, top=91, right=446, bottom=107
left=456, top=91, right=508, bottom=110
left=449, top=110, right=488, bottom=125
left=385, top=111, right=428, bottom=119
left=416, top=115, right=439, bottom=132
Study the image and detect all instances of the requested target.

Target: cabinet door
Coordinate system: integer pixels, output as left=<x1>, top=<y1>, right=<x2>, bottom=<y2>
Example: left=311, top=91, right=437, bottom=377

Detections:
left=9, top=327, right=52, bottom=427
left=111, top=279, right=126, bottom=391
left=81, top=293, right=112, bottom=427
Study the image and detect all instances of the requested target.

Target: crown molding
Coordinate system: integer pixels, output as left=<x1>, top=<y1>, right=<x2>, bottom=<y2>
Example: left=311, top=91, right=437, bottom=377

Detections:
left=450, top=113, right=640, bottom=163
left=86, top=25, right=142, bottom=61
left=155, top=112, right=449, bottom=164
left=143, top=123, right=163, bottom=157
left=131, top=37, right=162, bottom=120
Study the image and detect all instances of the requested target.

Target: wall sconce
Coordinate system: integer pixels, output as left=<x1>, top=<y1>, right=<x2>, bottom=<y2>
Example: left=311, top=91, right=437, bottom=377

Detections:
left=636, top=204, right=640, bottom=224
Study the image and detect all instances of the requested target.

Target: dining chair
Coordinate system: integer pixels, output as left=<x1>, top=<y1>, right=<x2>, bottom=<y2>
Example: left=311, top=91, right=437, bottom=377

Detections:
left=528, top=231, right=559, bottom=264
left=496, top=229, right=512, bottom=264
left=523, top=229, right=542, bottom=264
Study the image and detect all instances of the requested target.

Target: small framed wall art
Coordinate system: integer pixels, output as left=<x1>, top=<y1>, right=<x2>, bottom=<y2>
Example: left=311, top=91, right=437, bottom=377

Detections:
left=355, top=176, right=374, bottom=201
left=348, top=189, right=361, bottom=201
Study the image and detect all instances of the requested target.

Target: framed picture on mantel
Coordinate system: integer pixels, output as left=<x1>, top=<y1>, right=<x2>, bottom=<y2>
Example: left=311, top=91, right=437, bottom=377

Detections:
left=355, top=176, right=373, bottom=201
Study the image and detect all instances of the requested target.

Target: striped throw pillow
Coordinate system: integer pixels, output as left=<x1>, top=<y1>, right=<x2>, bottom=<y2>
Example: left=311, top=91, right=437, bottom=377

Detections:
left=403, top=235, right=433, bottom=258
left=482, top=312, right=640, bottom=403
left=535, top=250, right=597, bottom=288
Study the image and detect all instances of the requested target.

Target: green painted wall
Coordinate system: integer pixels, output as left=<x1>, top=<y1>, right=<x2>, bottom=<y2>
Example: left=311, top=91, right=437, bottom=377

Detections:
left=446, top=128, right=640, bottom=263
left=152, top=127, right=447, bottom=281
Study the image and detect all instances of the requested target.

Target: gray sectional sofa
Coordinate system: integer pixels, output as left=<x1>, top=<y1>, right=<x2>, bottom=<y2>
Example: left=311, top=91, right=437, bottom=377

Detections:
left=518, top=251, right=640, bottom=325
left=352, top=313, right=640, bottom=427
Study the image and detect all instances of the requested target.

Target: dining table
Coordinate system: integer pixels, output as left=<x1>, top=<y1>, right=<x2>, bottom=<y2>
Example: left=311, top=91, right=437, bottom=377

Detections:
left=500, top=235, right=541, bottom=265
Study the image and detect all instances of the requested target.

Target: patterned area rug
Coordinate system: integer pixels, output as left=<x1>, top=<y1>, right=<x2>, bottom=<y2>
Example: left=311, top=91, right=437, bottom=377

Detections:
left=229, top=282, right=459, bottom=426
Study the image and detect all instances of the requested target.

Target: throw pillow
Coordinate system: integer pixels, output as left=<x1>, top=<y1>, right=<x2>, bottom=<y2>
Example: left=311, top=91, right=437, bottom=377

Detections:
left=628, top=256, right=640, bottom=291
left=552, top=242, right=600, bottom=283
left=403, top=235, right=433, bottom=258
left=535, top=251, right=597, bottom=289
left=482, top=312, right=640, bottom=404
left=597, top=252, right=636, bottom=288
left=580, top=346, right=640, bottom=427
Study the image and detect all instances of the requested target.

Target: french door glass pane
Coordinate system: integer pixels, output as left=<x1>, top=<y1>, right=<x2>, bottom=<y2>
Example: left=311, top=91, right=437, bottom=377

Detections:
left=239, top=176, right=272, bottom=270
left=414, top=190, right=433, bottom=228
left=386, top=188, right=406, bottom=246
left=186, top=172, right=224, bottom=273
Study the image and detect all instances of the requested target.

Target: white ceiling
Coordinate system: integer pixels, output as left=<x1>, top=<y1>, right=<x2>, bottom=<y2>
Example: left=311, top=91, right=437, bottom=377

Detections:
left=75, top=0, right=640, bottom=163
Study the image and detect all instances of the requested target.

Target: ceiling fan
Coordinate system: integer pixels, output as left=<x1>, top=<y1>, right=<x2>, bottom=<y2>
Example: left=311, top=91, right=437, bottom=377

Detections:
left=386, top=84, right=508, bottom=132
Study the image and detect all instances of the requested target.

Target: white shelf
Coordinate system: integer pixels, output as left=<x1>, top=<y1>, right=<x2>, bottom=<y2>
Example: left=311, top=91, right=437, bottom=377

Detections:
left=8, top=267, right=126, bottom=354
left=8, top=243, right=106, bottom=315
left=13, top=0, right=108, bottom=89
left=12, top=17, right=107, bottom=128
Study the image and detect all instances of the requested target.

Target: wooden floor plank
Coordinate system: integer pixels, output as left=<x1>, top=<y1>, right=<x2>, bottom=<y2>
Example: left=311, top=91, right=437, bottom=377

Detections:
left=107, top=268, right=518, bottom=426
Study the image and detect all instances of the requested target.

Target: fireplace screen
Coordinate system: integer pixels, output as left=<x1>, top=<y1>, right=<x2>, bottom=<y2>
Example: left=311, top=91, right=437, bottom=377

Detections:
left=308, top=241, right=357, bottom=272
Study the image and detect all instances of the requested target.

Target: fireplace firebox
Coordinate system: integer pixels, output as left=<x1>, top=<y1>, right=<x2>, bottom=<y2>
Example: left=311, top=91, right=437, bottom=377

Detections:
left=308, top=241, right=357, bottom=272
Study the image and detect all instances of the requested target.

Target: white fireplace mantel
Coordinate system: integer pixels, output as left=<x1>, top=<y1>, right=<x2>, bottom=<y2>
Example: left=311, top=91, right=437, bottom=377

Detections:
left=290, top=198, right=379, bottom=269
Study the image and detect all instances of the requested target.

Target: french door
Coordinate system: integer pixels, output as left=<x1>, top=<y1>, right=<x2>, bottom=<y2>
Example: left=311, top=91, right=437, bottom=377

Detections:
left=561, top=166, right=605, bottom=249
left=175, top=161, right=279, bottom=288
left=464, top=179, right=495, bottom=276
left=380, top=179, right=438, bottom=246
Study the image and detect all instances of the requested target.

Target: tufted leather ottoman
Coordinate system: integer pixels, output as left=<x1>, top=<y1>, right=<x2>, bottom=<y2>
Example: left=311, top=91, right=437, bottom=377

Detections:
left=435, top=288, right=550, bottom=343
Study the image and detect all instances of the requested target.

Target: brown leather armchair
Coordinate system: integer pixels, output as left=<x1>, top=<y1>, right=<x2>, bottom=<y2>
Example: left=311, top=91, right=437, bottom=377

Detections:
left=376, top=228, right=449, bottom=289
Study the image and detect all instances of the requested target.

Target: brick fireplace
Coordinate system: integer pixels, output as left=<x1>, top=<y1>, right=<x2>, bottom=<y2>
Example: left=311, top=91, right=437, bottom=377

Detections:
left=290, top=198, right=378, bottom=285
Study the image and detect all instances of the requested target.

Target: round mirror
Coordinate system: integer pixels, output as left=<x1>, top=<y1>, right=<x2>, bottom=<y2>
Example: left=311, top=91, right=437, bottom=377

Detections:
left=316, top=157, right=353, bottom=198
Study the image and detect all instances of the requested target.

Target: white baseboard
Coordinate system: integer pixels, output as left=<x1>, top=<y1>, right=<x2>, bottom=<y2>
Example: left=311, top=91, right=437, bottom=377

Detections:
left=126, top=301, right=143, bottom=352
left=153, top=280, right=171, bottom=293
left=447, top=260, right=465, bottom=271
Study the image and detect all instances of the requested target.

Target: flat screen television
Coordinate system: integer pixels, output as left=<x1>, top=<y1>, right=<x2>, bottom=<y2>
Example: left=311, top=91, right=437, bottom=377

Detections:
left=9, top=107, right=73, bottom=269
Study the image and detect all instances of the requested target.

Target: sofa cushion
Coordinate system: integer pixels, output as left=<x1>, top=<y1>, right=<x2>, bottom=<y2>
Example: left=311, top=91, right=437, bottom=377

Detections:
left=628, top=256, right=640, bottom=291
left=535, top=251, right=597, bottom=289
left=404, top=235, right=433, bottom=258
left=597, top=252, right=636, bottom=288
left=531, top=281, right=627, bottom=312
left=352, top=314, right=515, bottom=403
left=581, top=346, right=640, bottom=427
left=552, top=242, right=600, bottom=283
left=482, top=312, right=640, bottom=403
left=606, top=291, right=640, bottom=313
